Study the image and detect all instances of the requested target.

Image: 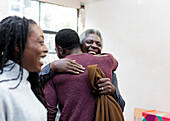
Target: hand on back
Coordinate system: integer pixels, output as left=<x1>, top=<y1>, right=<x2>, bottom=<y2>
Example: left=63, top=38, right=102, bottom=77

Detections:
left=50, top=58, right=85, bottom=74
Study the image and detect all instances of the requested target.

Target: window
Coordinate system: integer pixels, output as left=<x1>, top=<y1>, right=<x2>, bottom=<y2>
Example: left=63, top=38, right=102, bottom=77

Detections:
left=0, top=0, right=78, bottom=66
left=40, top=2, right=78, bottom=32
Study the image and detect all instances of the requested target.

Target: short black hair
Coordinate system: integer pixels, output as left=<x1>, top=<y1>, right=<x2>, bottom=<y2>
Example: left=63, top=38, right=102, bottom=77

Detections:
left=55, top=28, right=80, bottom=50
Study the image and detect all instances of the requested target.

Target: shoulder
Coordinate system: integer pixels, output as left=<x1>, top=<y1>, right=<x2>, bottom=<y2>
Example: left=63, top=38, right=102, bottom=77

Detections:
left=0, top=81, right=11, bottom=91
left=93, top=53, right=114, bottom=58
left=101, top=53, right=118, bottom=71
left=0, top=82, right=10, bottom=91
left=0, top=83, right=11, bottom=101
left=66, top=53, right=93, bottom=62
left=101, top=53, right=114, bottom=57
left=66, top=53, right=91, bottom=58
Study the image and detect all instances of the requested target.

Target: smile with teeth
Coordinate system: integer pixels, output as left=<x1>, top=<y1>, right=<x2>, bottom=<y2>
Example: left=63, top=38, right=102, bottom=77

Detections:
left=39, top=56, right=46, bottom=65
left=39, top=58, right=44, bottom=65
left=88, top=51, right=96, bottom=55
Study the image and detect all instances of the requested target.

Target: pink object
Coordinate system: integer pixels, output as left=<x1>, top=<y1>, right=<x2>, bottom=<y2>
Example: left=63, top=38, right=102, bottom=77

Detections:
left=142, top=110, right=170, bottom=121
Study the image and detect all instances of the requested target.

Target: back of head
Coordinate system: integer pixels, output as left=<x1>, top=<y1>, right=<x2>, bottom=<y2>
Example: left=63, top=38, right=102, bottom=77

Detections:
left=79, top=29, right=103, bottom=44
left=55, top=28, right=80, bottom=50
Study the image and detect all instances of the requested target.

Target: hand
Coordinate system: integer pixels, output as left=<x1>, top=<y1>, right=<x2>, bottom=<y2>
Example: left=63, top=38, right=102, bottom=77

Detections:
left=50, top=58, right=85, bottom=74
left=97, top=78, right=116, bottom=95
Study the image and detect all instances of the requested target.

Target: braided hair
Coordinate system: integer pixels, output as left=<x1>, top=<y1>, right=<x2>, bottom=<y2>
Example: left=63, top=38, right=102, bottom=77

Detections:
left=0, top=16, right=30, bottom=72
left=0, top=16, right=47, bottom=107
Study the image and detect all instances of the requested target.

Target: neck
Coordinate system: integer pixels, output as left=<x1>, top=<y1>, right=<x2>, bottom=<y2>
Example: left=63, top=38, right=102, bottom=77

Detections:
left=69, top=47, right=83, bottom=55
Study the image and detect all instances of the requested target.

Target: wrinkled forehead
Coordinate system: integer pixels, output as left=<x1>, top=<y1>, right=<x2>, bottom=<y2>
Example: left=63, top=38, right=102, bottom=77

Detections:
left=85, top=33, right=101, bottom=42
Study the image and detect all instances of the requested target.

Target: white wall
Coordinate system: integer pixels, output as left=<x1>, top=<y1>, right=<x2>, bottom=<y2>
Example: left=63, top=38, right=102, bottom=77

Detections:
left=0, top=0, right=8, bottom=20
left=84, top=0, right=170, bottom=121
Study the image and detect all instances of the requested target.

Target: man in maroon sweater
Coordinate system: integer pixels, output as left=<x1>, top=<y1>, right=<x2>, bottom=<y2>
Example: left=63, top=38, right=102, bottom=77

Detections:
left=44, top=29, right=118, bottom=121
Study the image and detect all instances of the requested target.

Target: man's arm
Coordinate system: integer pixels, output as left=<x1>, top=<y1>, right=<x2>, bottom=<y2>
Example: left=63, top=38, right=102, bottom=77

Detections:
left=39, top=63, right=56, bottom=86
left=39, top=59, right=85, bottom=86
left=112, top=72, right=125, bottom=112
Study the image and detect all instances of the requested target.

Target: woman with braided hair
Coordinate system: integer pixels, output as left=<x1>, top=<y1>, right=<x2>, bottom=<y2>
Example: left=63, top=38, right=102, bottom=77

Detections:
left=0, top=16, right=48, bottom=121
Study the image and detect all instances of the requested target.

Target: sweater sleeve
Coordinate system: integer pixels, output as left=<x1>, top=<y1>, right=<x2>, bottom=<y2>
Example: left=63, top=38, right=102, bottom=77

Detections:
left=44, top=79, right=58, bottom=121
left=103, top=53, right=118, bottom=71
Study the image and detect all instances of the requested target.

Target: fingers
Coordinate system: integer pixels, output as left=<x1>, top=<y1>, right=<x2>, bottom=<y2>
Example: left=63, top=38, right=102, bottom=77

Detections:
left=69, top=60, right=82, bottom=67
left=96, top=78, right=111, bottom=84
left=65, top=66, right=85, bottom=74
left=99, top=87, right=111, bottom=95
left=66, top=60, right=85, bottom=74
left=50, top=59, right=85, bottom=74
left=70, top=61, right=85, bottom=70
left=97, top=78, right=111, bottom=88
left=65, top=69, right=81, bottom=75
left=68, top=60, right=85, bottom=70
left=97, top=78, right=115, bottom=95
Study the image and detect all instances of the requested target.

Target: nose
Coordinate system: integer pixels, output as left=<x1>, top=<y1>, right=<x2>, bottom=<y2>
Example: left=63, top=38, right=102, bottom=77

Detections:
left=43, top=44, right=48, bottom=53
left=91, top=42, right=98, bottom=48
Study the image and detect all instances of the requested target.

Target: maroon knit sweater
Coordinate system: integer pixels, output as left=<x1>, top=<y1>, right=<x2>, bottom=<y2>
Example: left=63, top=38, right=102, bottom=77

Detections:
left=44, top=53, right=118, bottom=121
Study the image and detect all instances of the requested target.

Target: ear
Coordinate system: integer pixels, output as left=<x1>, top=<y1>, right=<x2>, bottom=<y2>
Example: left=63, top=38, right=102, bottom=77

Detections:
left=56, top=46, right=69, bottom=58
left=13, top=44, right=20, bottom=62
left=55, top=47, right=58, bottom=53
left=58, top=46, right=63, bottom=55
left=62, top=48, right=66, bottom=54
left=14, top=44, right=20, bottom=53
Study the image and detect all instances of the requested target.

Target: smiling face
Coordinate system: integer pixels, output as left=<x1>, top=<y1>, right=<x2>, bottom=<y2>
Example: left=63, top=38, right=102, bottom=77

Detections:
left=22, top=23, right=48, bottom=72
left=81, top=33, right=102, bottom=55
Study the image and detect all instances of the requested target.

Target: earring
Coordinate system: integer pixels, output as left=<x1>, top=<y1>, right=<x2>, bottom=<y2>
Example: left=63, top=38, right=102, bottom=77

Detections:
left=1, top=51, right=4, bottom=55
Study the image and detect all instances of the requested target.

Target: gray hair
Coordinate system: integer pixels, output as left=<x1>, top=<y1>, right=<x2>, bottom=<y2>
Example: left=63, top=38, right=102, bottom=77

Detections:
left=79, top=29, right=103, bottom=44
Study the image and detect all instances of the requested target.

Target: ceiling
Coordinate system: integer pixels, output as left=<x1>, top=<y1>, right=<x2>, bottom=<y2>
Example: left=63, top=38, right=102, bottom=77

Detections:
left=38, top=0, right=104, bottom=8
left=80, top=0, right=104, bottom=4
